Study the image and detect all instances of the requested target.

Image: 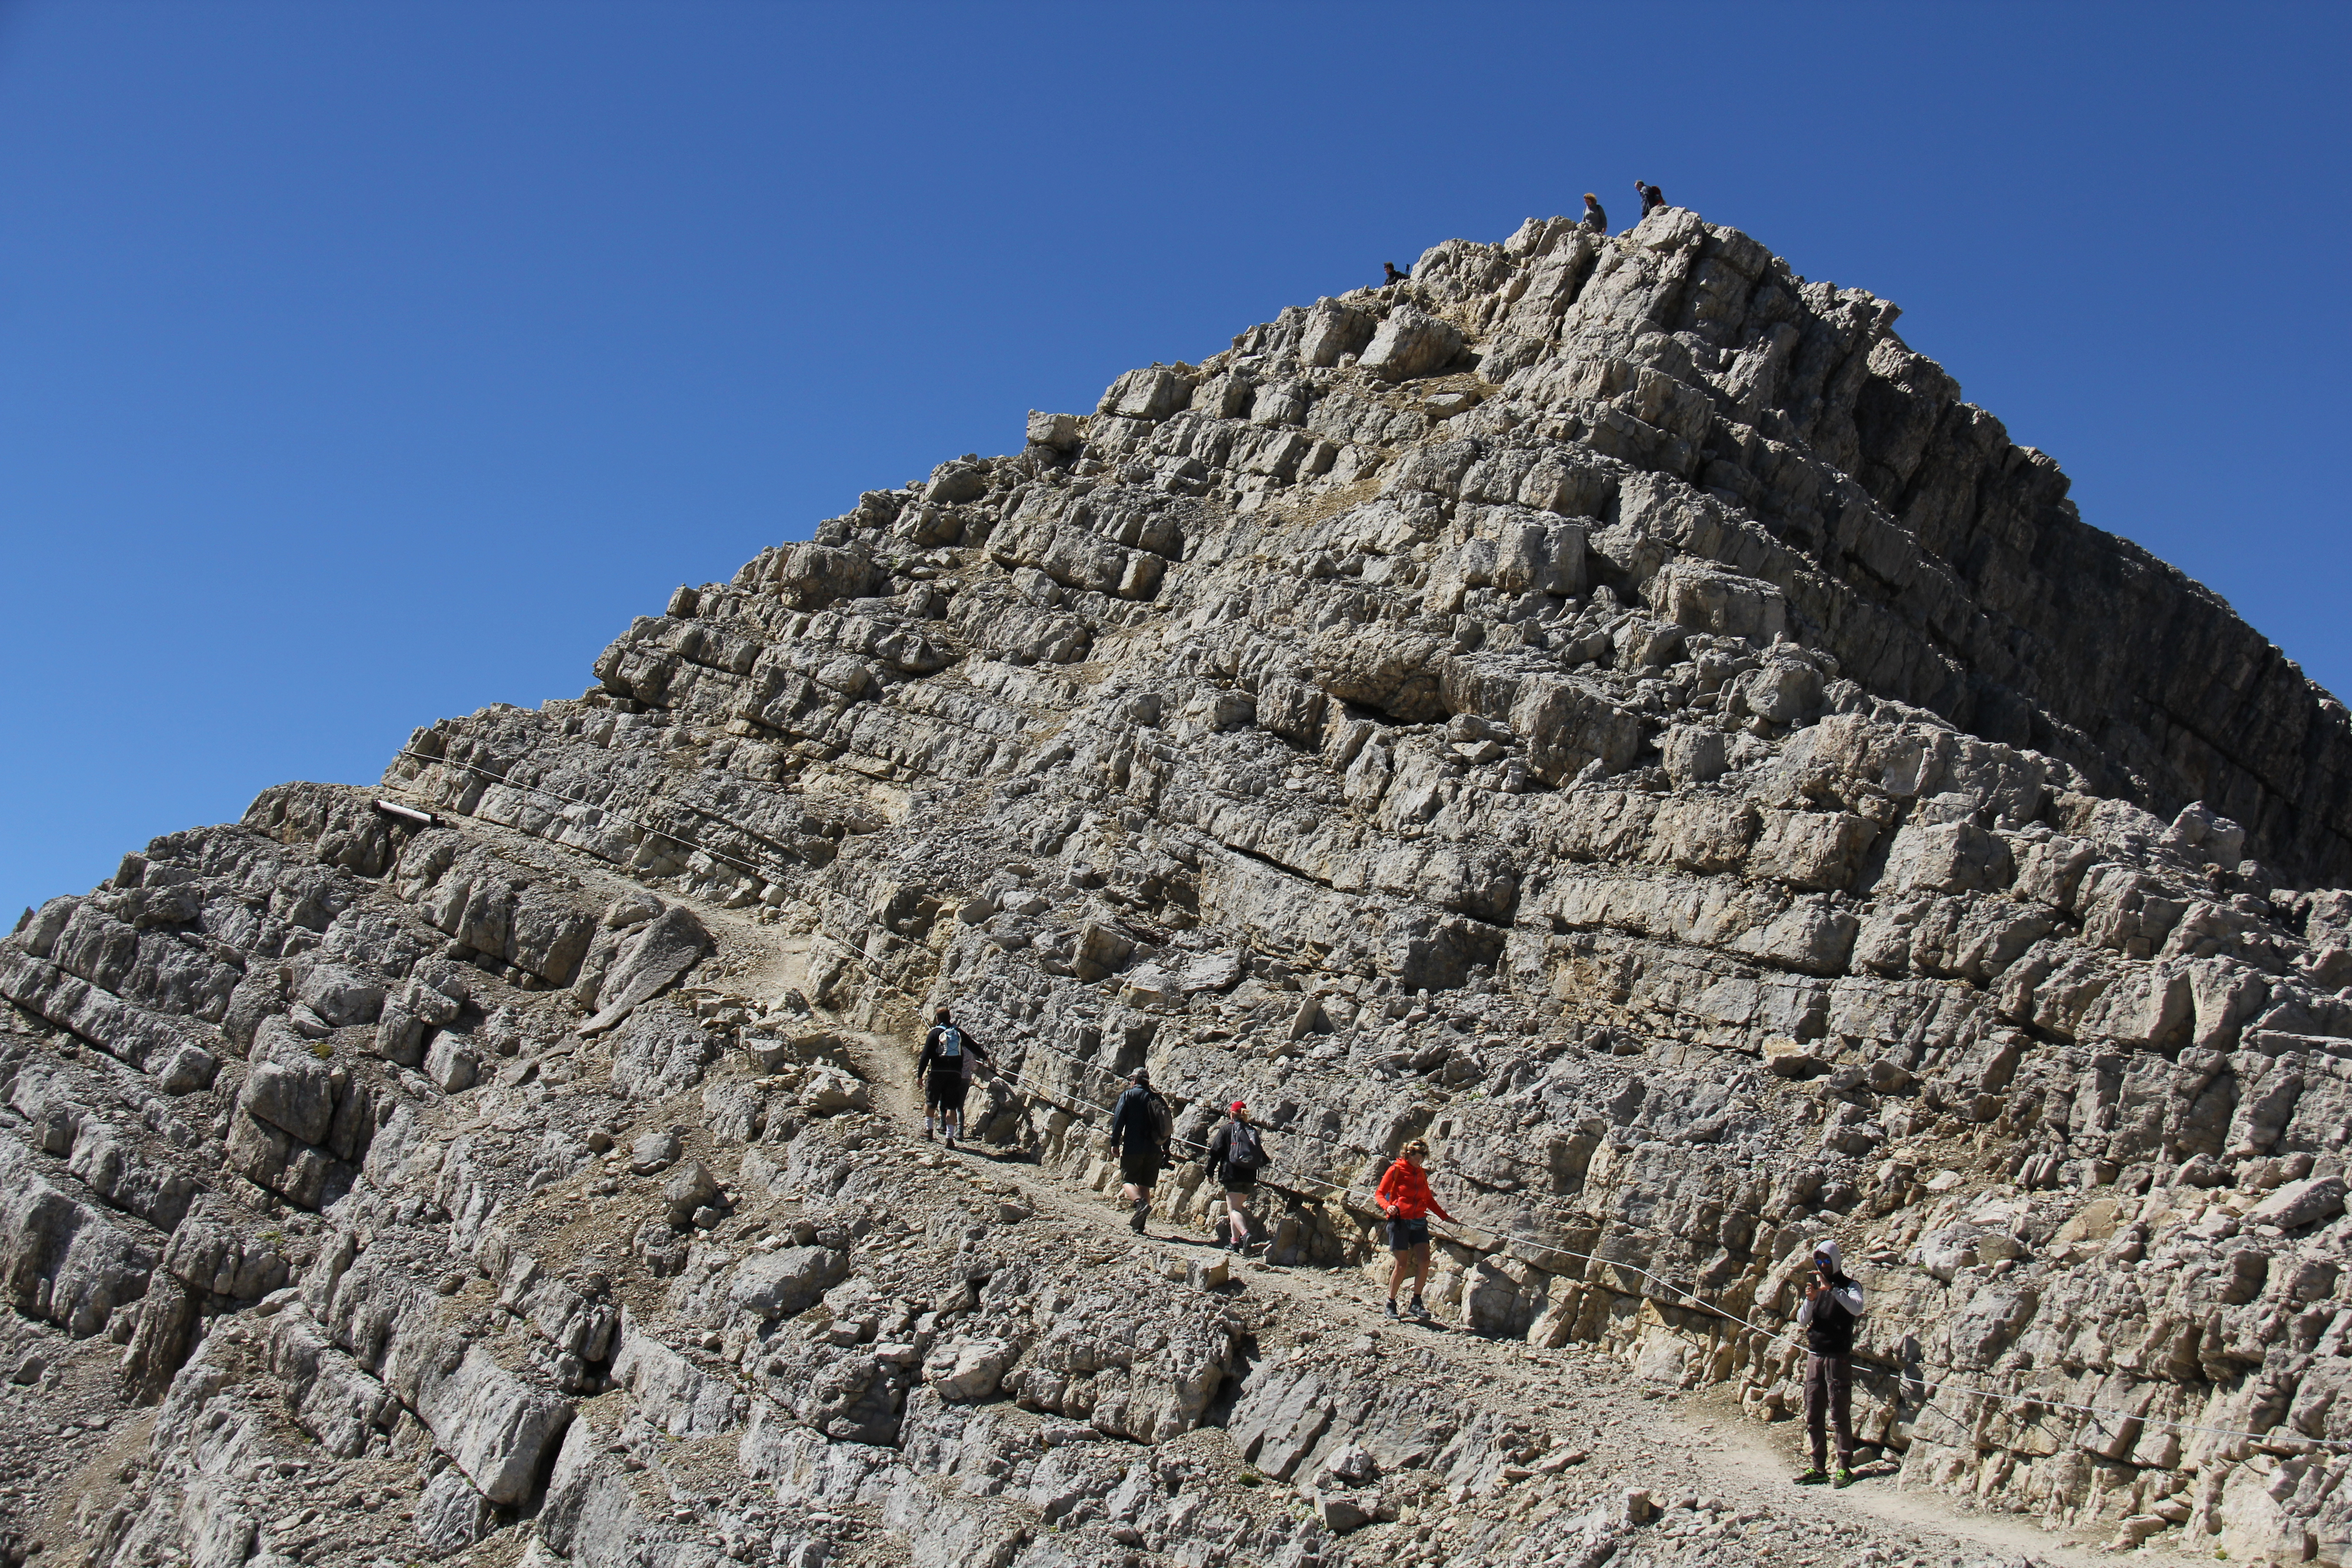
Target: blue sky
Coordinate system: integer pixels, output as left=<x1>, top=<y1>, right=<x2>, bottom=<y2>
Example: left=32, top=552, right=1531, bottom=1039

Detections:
left=3, top=3, right=2347, bottom=917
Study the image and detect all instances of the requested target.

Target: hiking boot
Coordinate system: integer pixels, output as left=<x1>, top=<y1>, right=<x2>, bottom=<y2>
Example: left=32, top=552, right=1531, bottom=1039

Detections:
left=1409, top=1297, right=1428, bottom=1320
left=944, top=1133, right=956, bottom=1150
left=1794, top=1467, right=1829, bottom=1485
left=1385, top=1299, right=1400, bottom=1319
left=1832, top=1468, right=1855, bottom=1489
left=1128, top=1206, right=1147, bottom=1234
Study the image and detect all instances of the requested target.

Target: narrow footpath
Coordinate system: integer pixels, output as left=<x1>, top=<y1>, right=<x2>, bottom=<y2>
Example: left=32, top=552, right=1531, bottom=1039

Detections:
left=806, top=976, right=2198, bottom=1568
left=440, top=805, right=2206, bottom=1568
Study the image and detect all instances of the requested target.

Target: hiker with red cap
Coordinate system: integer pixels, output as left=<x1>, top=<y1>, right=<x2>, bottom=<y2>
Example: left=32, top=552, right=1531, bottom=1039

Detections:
left=1375, top=1137, right=1452, bottom=1319
left=1202, top=1100, right=1271, bottom=1255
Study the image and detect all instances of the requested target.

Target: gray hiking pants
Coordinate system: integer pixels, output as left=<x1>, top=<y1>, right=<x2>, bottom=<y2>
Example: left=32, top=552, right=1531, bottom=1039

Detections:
left=1804, top=1352, right=1854, bottom=1468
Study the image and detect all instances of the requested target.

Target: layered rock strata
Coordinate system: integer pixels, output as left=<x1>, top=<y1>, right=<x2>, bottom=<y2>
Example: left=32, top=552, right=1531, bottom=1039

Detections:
left=5, top=203, right=2352, bottom=1566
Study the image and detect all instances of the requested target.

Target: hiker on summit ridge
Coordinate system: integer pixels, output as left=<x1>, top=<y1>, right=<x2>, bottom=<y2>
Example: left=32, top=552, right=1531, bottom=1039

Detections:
left=1581, top=193, right=1608, bottom=234
left=1794, top=1238, right=1867, bottom=1488
left=1635, top=180, right=1666, bottom=218
left=1375, top=1138, right=1452, bottom=1320
left=916, top=1006, right=988, bottom=1149
left=1203, top=1101, right=1271, bottom=1255
left=1107, top=1068, right=1172, bottom=1236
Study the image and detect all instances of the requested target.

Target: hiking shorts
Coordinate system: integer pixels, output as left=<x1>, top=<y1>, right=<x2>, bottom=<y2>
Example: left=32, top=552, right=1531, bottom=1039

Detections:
left=926, top=1073, right=969, bottom=1112
left=1119, top=1149, right=1163, bottom=1188
left=1387, top=1216, right=1431, bottom=1252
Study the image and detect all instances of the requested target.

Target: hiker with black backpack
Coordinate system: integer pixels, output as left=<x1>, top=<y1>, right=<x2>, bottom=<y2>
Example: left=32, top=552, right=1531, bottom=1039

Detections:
left=1203, top=1100, right=1271, bottom=1255
left=1106, top=1068, right=1172, bottom=1235
left=916, top=1007, right=989, bottom=1148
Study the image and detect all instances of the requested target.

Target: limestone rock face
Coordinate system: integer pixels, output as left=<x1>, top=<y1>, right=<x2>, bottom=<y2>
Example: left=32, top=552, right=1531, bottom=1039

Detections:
left=6, top=208, right=2352, bottom=1567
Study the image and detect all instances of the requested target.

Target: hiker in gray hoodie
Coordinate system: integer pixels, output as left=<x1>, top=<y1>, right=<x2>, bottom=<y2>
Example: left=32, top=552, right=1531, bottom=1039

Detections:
left=1794, top=1238, right=1867, bottom=1488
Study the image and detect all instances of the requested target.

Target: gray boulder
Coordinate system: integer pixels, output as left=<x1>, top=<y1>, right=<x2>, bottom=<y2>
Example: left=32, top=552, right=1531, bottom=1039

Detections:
left=727, top=1246, right=848, bottom=1321
left=295, top=963, right=385, bottom=1027
left=423, top=1032, right=479, bottom=1093
left=1359, top=305, right=1462, bottom=380
left=798, top=1065, right=870, bottom=1116
left=631, top=1128, right=682, bottom=1174
left=1298, top=301, right=1376, bottom=367
left=242, top=1035, right=336, bottom=1145
left=413, top=1466, right=498, bottom=1554
left=924, top=1336, right=1017, bottom=1402
left=578, top=905, right=712, bottom=1034
left=2249, top=1175, right=2347, bottom=1231
left=662, top=1159, right=721, bottom=1226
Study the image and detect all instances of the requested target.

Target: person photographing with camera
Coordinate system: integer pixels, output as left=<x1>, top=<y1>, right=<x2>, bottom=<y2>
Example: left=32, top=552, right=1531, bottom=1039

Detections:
left=1794, top=1238, right=1866, bottom=1488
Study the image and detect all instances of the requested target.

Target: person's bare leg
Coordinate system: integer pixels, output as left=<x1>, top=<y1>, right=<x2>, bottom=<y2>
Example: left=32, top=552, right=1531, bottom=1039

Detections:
left=1227, top=1194, right=1249, bottom=1248
left=1387, top=1252, right=1408, bottom=1304
left=1410, top=1244, right=1433, bottom=1305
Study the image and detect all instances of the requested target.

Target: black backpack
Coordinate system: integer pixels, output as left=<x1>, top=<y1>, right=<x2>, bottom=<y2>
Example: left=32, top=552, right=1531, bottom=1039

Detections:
left=1124, top=1087, right=1172, bottom=1149
left=1223, top=1120, right=1265, bottom=1180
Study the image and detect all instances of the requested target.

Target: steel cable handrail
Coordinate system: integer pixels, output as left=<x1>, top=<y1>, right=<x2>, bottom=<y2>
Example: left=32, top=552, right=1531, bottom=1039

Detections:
left=393, top=749, right=801, bottom=887
left=981, top=1053, right=2352, bottom=1457
left=379, top=766, right=2352, bottom=1458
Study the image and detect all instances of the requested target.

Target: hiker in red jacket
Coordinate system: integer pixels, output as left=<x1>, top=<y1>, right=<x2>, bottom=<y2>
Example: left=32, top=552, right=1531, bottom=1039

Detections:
left=1375, top=1138, right=1452, bottom=1320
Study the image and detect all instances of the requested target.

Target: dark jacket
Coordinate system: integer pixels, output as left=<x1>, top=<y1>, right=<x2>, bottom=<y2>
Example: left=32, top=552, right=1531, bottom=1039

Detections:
left=918, top=1024, right=987, bottom=1081
left=1797, top=1240, right=1866, bottom=1355
left=1108, top=1083, right=1168, bottom=1159
left=1204, top=1119, right=1269, bottom=1190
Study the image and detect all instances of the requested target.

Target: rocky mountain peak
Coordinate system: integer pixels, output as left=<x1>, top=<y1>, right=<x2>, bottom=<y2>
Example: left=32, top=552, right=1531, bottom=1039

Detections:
left=4, top=204, right=2351, bottom=1567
